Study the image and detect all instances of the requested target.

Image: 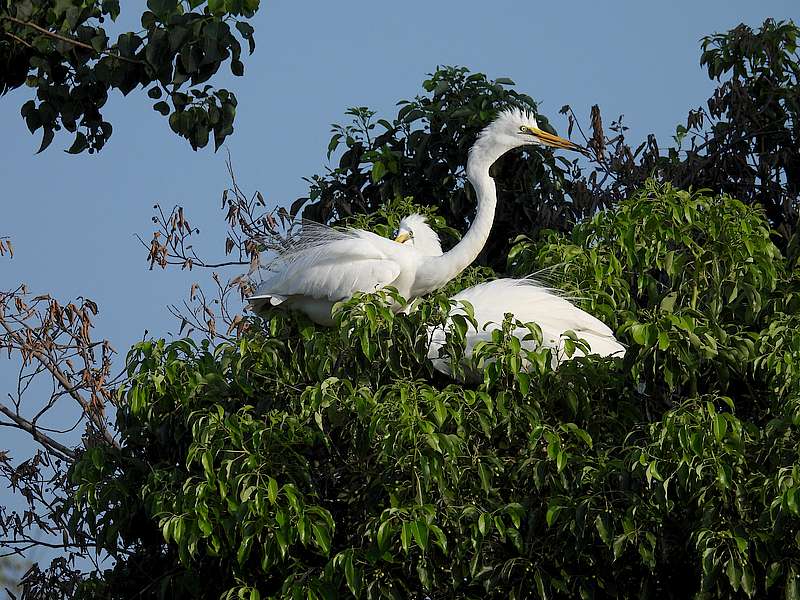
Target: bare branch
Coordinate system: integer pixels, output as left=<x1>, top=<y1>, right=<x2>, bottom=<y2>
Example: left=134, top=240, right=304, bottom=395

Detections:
left=0, top=286, right=122, bottom=453
left=0, top=236, right=13, bottom=258
left=139, top=154, right=301, bottom=341
left=0, top=403, right=75, bottom=461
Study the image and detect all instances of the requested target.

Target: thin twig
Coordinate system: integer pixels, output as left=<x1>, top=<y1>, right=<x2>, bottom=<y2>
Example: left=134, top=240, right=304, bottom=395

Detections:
left=4, top=30, right=33, bottom=49
left=0, top=402, right=75, bottom=460
left=3, top=15, right=143, bottom=65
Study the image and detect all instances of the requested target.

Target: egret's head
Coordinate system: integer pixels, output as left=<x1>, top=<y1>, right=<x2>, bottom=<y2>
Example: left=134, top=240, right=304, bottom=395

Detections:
left=394, top=213, right=443, bottom=257
left=476, top=107, right=585, bottom=155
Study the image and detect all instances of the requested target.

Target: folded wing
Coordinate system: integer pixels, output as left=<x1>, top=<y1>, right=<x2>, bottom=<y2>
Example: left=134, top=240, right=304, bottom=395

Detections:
left=249, top=221, right=402, bottom=305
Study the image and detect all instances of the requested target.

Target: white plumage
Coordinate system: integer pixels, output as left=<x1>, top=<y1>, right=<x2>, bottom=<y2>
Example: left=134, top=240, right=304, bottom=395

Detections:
left=396, top=213, right=443, bottom=256
left=248, top=109, right=583, bottom=325
left=395, top=214, right=625, bottom=377
left=427, top=278, right=625, bottom=377
left=249, top=222, right=413, bottom=325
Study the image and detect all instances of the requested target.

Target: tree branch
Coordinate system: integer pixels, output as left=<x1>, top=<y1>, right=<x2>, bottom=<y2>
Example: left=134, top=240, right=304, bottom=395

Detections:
left=0, top=402, right=75, bottom=461
left=4, top=30, right=33, bottom=49
left=2, top=16, right=143, bottom=65
left=0, top=296, right=120, bottom=451
left=24, top=346, right=119, bottom=450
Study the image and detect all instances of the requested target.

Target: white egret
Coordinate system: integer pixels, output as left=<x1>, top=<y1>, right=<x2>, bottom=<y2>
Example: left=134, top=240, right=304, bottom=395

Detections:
left=394, top=214, right=625, bottom=376
left=248, top=108, right=583, bottom=325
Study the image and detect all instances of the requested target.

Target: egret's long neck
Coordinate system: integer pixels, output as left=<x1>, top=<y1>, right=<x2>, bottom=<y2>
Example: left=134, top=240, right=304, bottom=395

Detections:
left=425, top=141, right=504, bottom=282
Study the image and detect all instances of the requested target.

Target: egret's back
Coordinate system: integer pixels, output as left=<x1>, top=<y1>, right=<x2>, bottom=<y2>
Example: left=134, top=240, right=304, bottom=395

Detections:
left=428, top=278, right=625, bottom=377
left=248, top=222, right=423, bottom=324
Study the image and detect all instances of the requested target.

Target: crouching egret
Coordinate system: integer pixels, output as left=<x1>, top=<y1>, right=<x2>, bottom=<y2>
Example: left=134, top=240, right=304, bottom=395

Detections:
left=248, top=108, right=583, bottom=325
left=427, top=278, right=626, bottom=377
left=393, top=214, right=625, bottom=377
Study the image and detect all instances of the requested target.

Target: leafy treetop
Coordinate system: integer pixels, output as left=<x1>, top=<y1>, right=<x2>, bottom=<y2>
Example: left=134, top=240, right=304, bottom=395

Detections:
left=51, top=183, right=800, bottom=600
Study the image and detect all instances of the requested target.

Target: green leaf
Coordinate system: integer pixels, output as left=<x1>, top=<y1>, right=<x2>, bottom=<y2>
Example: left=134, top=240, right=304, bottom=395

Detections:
left=612, top=535, right=626, bottom=560
left=344, top=552, right=360, bottom=596
left=595, top=514, right=611, bottom=545
left=428, top=523, right=448, bottom=554
left=727, top=559, right=741, bottom=591
left=412, top=520, right=429, bottom=551
left=267, top=477, right=278, bottom=504
left=400, top=522, right=412, bottom=553
left=741, top=564, right=755, bottom=597
left=629, top=323, right=649, bottom=345
left=712, top=413, right=728, bottom=441
left=147, top=0, right=178, bottom=14
left=312, top=522, right=331, bottom=555
left=786, top=487, right=799, bottom=515
left=236, top=536, right=252, bottom=565
left=545, top=505, right=560, bottom=527
left=65, top=132, right=89, bottom=154
left=208, top=0, right=225, bottom=14
left=161, top=518, right=172, bottom=542
left=240, top=485, right=256, bottom=502
left=786, top=567, right=799, bottom=600
left=660, top=292, right=678, bottom=312
left=201, top=450, right=213, bottom=476
left=556, top=450, right=568, bottom=472
left=377, top=521, right=392, bottom=552
left=478, top=463, right=491, bottom=493
left=535, top=571, right=548, bottom=600
left=371, top=161, right=386, bottom=183
left=37, top=127, right=55, bottom=154
left=478, top=513, right=490, bottom=536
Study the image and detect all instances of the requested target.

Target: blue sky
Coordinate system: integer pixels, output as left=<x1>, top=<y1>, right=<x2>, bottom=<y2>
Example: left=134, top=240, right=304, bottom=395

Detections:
left=1, top=0, right=798, bottom=565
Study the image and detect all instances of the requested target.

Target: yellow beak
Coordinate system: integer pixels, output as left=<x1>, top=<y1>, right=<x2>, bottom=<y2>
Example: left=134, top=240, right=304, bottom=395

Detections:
left=530, top=127, right=585, bottom=152
left=394, top=232, right=413, bottom=244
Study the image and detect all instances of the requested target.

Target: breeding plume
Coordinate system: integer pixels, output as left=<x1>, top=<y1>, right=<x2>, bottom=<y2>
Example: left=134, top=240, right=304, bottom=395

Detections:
left=248, top=109, right=583, bottom=325
left=396, top=214, right=625, bottom=377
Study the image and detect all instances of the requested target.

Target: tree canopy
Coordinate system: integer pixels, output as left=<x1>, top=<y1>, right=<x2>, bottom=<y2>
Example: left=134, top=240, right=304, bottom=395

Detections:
left=2, top=16, right=800, bottom=600
left=0, top=0, right=261, bottom=153
left=61, top=182, right=800, bottom=599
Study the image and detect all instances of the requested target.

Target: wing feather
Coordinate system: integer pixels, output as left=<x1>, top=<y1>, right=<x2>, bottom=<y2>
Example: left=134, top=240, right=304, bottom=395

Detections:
left=451, top=278, right=615, bottom=338
left=252, top=222, right=402, bottom=302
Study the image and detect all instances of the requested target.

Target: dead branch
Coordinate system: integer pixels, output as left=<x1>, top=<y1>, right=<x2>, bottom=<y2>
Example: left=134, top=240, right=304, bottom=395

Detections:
left=139, top=153, right=301, bottom=341
left=0, top=236, right=12, bottom=258
left=0, top=404, right=74, bottom=461
left=0, top=286, right=121, bottom=451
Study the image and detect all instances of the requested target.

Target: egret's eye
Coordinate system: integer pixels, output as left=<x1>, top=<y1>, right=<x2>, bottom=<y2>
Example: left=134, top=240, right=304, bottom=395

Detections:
left=519, top=125, right=529, bottom=134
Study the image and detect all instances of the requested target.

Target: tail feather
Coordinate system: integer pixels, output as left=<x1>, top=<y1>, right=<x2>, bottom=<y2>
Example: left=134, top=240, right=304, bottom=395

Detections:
left=247, top=293, right=286, bottom=314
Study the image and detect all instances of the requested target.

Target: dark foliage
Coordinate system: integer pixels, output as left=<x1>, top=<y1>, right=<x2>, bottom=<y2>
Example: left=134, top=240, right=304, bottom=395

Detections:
left=0, top=0, right=260, bottom=153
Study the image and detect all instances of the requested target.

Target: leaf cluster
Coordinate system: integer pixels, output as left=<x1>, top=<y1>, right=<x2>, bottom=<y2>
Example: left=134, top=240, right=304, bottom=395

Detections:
left=1, top=0, right=259, bottom=152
